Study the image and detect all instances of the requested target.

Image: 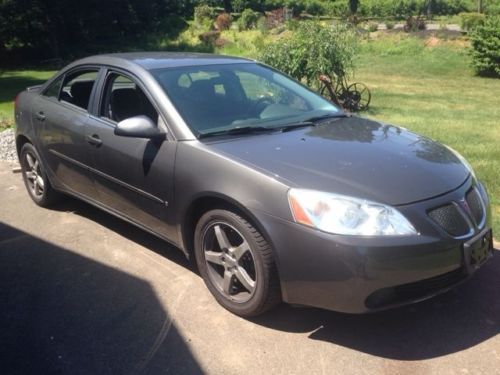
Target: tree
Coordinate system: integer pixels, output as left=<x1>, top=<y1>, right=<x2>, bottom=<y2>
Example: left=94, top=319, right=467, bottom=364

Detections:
left=348, top=0, right=359, bottom=15
left=0, top=0, right=191, bottom=62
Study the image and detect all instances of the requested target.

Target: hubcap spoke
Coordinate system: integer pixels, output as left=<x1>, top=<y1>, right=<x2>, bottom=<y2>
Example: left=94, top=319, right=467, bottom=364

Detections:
left=26, top=154, right=35, bottom=169
left=234, top=266, right=255, bottom=292
left=231, top=241, right=250, bottom=261
left=36, top=176, right=44, bottom=190
left=222, top=270, right=233, bottom=294
left=26, top=171, right=36, bottom=180
left=214, top=225, right=231, bottom=250
left=205, top=250, right=224, bottom=266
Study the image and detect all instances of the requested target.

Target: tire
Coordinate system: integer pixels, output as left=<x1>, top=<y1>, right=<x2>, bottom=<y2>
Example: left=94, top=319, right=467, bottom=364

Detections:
left=20, top=142, right=60, bottom=207
left=194, top=209, right=281, bottom=317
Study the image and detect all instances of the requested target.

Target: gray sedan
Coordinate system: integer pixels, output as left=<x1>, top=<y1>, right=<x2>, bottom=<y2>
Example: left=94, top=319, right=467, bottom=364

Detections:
left=14, top=53, right=493, bottom=317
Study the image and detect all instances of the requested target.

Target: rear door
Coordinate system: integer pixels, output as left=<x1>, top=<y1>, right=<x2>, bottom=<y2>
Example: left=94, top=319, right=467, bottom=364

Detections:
left=32, top=67, right=101, bottom=200
left=85, top=69, right=177, bottom=240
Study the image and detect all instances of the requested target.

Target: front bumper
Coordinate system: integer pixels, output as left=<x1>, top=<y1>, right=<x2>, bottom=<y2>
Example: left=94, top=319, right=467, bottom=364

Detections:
left=251, top=179, right=493, bottom=313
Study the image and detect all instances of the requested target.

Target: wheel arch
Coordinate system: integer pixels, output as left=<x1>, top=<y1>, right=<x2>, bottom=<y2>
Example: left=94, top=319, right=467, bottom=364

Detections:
left=16, top=134, right=32, bottom=157
left=181, top=193, right=279, bottom=266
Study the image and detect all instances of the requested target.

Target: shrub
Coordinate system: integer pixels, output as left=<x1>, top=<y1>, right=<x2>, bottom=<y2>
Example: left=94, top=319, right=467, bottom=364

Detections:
left=216, top=13, right=232, bottom=30
left=266, top=8, right=286, bottom=28
left=304, top=0, right=325, bottom=16
left=194, top=5, right=216, bottom=25
left=199, top=30, right=220, bottom=45
left=238, top=8, right=261, bottom=30
left=367, top=21, right=379, bottom=32
left=232, top=0, right=264, bottom=13
left=469, top=16, right=500, bottom=77
left=260, top=21, right=358, bottom=87
left=460, top=12, right=486, bottom=32
left=404, top=15, right=426, bottom=32
left=257, top=16, right=269, bottom=33
left=385, top=21, right=395, bottom=30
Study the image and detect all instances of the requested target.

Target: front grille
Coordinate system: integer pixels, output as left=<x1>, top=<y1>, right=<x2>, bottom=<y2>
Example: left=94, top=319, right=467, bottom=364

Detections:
left=466, top=188, right=484, bottom=226
left=365, top=268, right=466, bottom=309
left=428, top=204, right=470, bottom=237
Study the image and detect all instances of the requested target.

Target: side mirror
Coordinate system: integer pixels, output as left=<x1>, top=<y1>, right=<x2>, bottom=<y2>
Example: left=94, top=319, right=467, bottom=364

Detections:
left=114, top=115, right=166, bottom=140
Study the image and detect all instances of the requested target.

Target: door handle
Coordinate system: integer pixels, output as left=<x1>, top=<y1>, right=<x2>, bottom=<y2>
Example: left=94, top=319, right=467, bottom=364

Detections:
left=35, top=111, right=46, bottom=121
left=86, top=134, right=103, bottom=146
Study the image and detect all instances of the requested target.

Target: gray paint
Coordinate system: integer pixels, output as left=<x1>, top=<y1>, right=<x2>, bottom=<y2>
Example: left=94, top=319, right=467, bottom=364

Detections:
left=14, top=53, right=493, bottom=313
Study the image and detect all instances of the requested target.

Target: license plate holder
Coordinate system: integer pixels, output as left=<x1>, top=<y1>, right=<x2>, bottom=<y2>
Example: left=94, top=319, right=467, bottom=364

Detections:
left=463, top=228, right=493, bottom=274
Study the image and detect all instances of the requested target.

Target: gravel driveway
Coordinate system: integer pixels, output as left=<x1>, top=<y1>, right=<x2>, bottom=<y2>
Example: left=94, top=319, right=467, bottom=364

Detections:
left=0, top=128, right=17, bottom=162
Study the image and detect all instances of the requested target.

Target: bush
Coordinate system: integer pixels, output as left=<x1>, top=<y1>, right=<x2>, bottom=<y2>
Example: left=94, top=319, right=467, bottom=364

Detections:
left=469, top=16, right=500, bottom=77
left=194, top=4, right=216, bottom=25
left=304, top=0, right=325, bottom=16
left=385, top=21, right=395, bottom=29
left=367, top=21, right=379, bottom=32
left=404, top=15, right=426, bottom=32
left=260, top=21, right=358, bottom=87
left=460, top=12, right=486, bottom=32
left=232, top=0, right=264, bottom=13
left=199, top=30, right=220, bottom=45
left=238, top=8, right=261, bottom=30
left=216, top=13, right=232, bottom=30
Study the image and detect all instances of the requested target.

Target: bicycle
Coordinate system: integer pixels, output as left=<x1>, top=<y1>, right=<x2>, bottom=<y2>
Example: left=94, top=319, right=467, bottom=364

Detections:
left=318, top=74, right=371, bottom=112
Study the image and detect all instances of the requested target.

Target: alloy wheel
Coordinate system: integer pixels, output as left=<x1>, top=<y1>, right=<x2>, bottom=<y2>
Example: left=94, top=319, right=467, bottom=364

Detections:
left=24, top=152, right=45, bottom=198
left=202, top=222, right=257, bottom=303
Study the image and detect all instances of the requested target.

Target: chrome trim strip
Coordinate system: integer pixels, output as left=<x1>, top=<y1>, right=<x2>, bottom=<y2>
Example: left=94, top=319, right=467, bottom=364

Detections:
left=48, top=149, right=166, bottom=205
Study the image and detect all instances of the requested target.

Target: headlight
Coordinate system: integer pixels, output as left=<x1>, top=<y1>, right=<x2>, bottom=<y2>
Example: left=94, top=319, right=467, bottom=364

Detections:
left=445, top=145, right=476, bottom=180
left=288, top=189, right=418, bottom=236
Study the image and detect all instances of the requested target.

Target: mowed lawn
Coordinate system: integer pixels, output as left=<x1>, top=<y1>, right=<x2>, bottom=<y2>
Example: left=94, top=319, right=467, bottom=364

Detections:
left=0, top=34, right=498, bottom=237
left=0, top=70, right=55, bottom=127
left=355, top=35, right=500, bottom=239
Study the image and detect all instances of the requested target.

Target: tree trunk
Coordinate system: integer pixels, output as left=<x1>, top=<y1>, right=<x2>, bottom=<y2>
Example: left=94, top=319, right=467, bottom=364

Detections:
left=478, top=0, right=483, bottom=13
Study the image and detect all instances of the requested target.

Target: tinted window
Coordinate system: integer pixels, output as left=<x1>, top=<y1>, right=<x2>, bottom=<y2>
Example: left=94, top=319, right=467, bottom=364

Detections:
left=60, top=70, right=98, bottom=111
left=100, top=73, right=158, bottom=124
left=152, top=63, right=338, bottom=134
left=42, top=76, right=63, bottom=99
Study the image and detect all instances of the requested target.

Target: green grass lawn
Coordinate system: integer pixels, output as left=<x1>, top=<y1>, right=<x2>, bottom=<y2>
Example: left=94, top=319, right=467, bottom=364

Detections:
left=0, top=33, right=498, bottom=238
left=0, top=70, right=55, bottom=129
left=354, top=35, right=500, bottom=238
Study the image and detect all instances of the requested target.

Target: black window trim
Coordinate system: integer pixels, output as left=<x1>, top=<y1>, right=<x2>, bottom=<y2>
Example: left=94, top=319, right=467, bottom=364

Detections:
left=39, top=65, right=103, bottom=114
left=93, top=67, right=173, bottom=138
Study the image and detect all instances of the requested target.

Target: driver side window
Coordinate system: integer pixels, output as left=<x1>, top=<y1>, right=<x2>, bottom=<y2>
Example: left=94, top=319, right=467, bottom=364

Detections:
left=100, top=72, right=158, bottom=124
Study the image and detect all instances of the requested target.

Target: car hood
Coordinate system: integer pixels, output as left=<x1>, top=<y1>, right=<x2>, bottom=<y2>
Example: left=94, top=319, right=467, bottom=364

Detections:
left=204, top=116, right=470, bottom=206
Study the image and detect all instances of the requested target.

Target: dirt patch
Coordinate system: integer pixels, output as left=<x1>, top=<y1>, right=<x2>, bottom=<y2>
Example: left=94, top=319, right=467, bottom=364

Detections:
left=425, top=36, right=441, bottom=47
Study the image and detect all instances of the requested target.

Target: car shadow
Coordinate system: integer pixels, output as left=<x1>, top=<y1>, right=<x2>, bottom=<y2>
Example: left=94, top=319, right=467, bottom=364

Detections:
left=50, top=197, right=197, bottom=274
left=251, top=251, right=500, bottom=360
left=0, top=222, right=202, bottom=374
left=45, top=198, right=499, bottom=361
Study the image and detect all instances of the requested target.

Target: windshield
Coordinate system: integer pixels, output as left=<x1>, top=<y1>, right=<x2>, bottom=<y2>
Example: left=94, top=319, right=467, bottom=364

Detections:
left=151, top=63, right=341, bottom=136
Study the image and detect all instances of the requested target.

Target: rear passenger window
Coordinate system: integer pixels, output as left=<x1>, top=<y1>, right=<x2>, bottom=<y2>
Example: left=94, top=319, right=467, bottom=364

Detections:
left=100, top=72, right=158, bottom=124
left=60, top=70, right=98, bottom=111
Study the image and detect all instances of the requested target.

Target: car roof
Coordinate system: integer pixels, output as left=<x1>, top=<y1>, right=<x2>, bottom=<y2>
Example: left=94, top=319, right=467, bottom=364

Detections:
left=76, top=52, right=254, bottom=70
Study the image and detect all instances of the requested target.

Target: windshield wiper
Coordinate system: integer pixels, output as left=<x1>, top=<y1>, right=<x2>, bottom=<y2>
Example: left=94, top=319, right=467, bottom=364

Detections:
left=198, top=126, right=275, bottom=139
left=302, top=112, right=351, bottom=123
left=278, top=113, right=350, bottom=133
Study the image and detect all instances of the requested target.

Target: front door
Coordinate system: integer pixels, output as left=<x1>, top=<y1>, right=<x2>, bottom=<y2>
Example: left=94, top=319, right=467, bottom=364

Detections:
left=85, top=70, right=177, bottom=240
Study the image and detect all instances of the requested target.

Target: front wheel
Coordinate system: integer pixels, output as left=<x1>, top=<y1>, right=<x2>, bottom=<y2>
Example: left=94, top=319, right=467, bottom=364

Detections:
left=194, top=209, right=281, bottom=317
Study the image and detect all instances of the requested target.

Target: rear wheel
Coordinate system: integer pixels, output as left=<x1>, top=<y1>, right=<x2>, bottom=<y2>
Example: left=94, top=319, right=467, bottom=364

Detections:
left=20, top=143, right=60, bottom=207
left=194, top=209, right=281, bottom=317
